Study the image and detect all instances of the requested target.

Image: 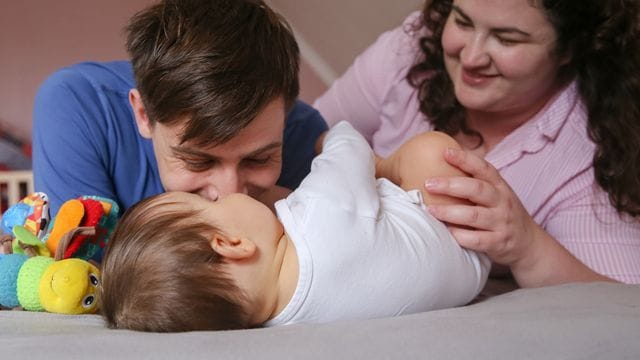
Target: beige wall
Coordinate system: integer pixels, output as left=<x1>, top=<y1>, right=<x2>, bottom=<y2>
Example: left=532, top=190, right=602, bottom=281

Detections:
left=270, top=0, right=423, bottom=84
left=0, top=1, right=423, bottom=142
left=0, top=0, right=156, bottom=142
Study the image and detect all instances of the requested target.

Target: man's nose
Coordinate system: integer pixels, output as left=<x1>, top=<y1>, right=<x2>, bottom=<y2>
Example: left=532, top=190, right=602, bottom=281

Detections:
left=198, top=168, right=247, bottom=201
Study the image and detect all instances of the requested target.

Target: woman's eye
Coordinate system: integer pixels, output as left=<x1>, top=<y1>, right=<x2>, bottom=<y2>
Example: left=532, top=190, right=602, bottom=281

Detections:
left=497, top=37, right=519, bottom=46
left=454, top=18, right=472, bottom=28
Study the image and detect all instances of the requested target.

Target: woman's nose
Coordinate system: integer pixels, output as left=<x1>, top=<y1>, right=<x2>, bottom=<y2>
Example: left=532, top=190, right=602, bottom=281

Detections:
left=460, top=36, right=490, bottom=68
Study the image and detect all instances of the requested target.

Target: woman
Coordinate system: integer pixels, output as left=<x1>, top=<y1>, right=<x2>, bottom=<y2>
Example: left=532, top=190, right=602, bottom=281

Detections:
left=314, top=0, right=640, bottom=287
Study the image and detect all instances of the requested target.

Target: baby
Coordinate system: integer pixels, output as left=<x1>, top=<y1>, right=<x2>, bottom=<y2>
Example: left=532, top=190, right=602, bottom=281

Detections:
left=100, top=122, right=489, bottom=332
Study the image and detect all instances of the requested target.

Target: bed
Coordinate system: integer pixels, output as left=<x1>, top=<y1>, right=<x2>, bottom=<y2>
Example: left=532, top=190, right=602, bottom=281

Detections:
left=1, top=281, right=639, bottom=359
left=1, top=170, right=639, bottom=359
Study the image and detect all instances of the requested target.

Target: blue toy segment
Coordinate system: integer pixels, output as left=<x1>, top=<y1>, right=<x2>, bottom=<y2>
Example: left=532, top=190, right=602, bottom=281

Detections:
left=1, top=192, right=50, bottom=239
left=0, top=254, right=29, bottom=308
left=1, top=203, right=31, bottom=235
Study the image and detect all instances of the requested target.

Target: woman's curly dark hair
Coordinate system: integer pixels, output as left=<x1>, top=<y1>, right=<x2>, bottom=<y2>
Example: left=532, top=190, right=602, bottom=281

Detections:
left=407, top=0, right=640, bottom=217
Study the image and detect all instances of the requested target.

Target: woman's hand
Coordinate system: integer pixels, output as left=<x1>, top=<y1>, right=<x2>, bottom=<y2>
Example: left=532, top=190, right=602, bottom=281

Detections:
left=425, top=148, right=538, bottom=266
left=425, top=148, right=614, bottom=287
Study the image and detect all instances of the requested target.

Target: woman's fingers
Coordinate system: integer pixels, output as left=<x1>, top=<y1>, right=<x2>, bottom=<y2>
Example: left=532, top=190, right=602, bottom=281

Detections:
left=446, top=226, right=520, bottom=265
left=428, top=203, right=496, bottom=230
left=426, top=176, right=499, bottom=207
left=446, top=227, right=494, bottom=253
left=425, top=147, right=540, bottom=268
left=425, top=148, right=508, bottom=206
left=443, top=148, right=503, bottom=185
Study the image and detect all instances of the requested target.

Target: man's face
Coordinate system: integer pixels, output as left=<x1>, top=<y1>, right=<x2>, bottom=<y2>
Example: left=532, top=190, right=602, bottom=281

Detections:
left=134, top=95, right=285, bottom=201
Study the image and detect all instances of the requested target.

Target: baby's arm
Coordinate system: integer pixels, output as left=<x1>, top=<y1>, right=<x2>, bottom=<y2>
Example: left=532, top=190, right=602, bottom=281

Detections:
left=375, top=131, right=469, bottom=206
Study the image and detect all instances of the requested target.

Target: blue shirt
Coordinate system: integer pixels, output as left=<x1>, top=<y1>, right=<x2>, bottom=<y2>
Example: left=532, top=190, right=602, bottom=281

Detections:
left=33, top=61, right=327, bottom=214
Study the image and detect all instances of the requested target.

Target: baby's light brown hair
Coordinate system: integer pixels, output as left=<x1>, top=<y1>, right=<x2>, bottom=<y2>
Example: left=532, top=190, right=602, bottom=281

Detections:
left=100, top=194, right=250, bottom=332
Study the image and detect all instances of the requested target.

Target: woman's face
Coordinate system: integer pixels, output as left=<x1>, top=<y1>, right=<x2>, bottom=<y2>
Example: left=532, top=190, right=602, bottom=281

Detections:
left=442, top=0, right=566, bottom=116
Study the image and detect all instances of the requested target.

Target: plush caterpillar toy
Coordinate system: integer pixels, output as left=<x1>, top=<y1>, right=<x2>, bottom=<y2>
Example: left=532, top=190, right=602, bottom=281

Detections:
left=0, top=193, right=119, bottom=314
left=0, top=244, right=101, bottom=314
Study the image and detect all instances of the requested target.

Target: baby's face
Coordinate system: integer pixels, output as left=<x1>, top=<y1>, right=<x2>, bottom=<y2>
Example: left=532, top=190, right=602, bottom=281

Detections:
left=153, top=191, right=284, bottom=260
left=154, top=192, right=280, bottom=237
left=150, top=192, right=292, bottom=325
left=156, top=190, right=264, bottom=212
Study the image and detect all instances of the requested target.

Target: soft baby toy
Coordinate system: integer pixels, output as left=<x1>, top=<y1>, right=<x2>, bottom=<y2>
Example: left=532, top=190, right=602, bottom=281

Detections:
left=15, top=254, right=55, bottom=311
left=1, top=192, right=49, bottom=239
left=39, top=258, right=101, bottom=314
left=0, top=193, right=118, bottom=314
left=0, top=228, right=102, bottom=314
left=45, top=195, right=119, bottom=262
left=12, top=224, right=50, bottom=257
left=0, top=253, right=29, bottom=308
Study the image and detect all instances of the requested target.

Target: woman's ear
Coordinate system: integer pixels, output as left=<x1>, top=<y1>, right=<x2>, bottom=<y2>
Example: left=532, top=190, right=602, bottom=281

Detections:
left=129, top=89, right=153, bottom=139
left=209, top=234, right=257, bottom=260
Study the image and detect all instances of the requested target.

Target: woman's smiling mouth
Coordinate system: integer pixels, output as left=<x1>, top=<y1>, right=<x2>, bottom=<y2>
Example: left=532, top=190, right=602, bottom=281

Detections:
left=461, top=69, right=498, bottom=86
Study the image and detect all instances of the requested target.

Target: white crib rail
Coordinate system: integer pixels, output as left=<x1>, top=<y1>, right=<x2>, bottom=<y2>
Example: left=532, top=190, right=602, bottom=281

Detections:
left=0, top=170, right=34, bottom=214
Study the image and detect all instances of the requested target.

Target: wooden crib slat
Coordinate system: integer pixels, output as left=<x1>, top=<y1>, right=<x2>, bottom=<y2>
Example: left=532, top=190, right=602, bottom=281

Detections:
left=0, top=170, right=34, bottom=214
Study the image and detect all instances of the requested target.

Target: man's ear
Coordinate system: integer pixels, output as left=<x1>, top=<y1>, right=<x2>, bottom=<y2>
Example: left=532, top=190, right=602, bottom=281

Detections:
left=209, top=234, right=257, bottom=260
left=129, top=89, right=153, bottom=139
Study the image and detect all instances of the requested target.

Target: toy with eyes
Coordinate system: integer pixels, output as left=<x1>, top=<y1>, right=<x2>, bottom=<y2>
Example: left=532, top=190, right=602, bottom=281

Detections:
left=0, top=192, right=117, bottom=315
left=0, top=226, right=101, bottom=314
left=38, top=257, right=101, bottom=314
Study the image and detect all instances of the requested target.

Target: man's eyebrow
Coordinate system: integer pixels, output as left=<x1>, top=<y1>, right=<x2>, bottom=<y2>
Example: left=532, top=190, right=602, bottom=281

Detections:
left=170, top=141, right=283, bottom=160
left=451, top=5, right=531, bottom=37
left=170, top=146, right=209, bottom=158
left=243, top=142, right=283, bottom=158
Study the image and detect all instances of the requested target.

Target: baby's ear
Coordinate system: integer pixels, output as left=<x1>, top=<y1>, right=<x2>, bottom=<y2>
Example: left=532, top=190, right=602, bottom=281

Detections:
left=209, top=234, right=256, bottom=260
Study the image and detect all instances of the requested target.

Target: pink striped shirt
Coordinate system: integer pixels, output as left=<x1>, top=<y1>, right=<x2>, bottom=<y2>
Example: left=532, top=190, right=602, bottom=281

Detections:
left=313, top=12, right=640, bottom=283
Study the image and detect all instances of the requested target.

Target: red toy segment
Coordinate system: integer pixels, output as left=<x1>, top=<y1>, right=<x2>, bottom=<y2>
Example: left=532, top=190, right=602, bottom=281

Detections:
left=63, top=199, right=104, bottom=259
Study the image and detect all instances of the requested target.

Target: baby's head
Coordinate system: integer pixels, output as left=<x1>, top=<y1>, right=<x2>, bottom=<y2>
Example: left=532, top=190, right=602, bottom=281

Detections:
left=100, top=191, right=288, bottom=332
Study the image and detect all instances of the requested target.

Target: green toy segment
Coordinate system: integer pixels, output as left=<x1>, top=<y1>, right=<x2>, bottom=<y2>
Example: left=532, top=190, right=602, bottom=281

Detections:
left=12, top=225, right=50, bottom=257
left=16, top=256, right=54, bottom=311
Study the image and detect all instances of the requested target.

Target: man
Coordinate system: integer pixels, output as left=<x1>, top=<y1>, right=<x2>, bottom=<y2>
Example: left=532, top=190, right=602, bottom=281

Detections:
left=32, top=0, right=327, bottom=214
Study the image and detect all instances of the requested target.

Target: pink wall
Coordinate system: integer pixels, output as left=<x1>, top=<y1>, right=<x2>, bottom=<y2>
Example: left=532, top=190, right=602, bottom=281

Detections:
left=0, top=0, right=326, bottom=143
left=299, top=59, right=327, bottom=106
left=0, top=0, right=156, bottom=142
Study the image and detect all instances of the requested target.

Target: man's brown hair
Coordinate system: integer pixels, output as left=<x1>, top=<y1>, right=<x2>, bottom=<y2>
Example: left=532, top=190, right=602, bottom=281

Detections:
left=100, top=195, right=250, bottom=332
left=126, top=0, right=300, bottom=147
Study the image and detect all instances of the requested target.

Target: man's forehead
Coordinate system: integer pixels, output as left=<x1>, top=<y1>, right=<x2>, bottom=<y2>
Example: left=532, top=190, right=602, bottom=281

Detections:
left=158, top=97, right=286, bottom=158
left=171, top=139, right=283, bottom=159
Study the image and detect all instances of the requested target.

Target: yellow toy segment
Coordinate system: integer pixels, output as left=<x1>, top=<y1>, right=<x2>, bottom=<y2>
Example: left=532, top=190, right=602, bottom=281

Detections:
left=98, top=200, right=113, bottom=216
left=38, top=258, right=101, bottom=314
left=46, top=199, right=85, bottom=256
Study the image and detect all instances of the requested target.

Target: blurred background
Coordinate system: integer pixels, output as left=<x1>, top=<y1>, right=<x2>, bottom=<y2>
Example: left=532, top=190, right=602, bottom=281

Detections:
left=0, top=0, right=422, bottom=144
